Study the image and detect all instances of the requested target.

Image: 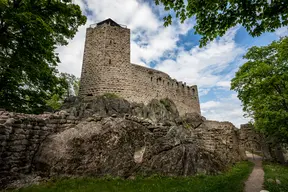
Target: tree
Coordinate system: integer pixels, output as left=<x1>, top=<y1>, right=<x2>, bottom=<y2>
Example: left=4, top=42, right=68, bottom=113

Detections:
left=46, top=94, right=63, bottom=111
left=46, top=73, right=79, bottom=111
left=60, top=73, right=80, bottom=98
left=155, top=0, right=288, bottom=46
left=231, top=37, right=288, bottom=143
left=0, top=0, right=86, bottom=113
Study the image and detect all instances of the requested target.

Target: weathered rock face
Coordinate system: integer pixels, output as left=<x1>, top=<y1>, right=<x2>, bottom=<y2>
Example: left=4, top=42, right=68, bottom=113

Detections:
left=61, top=96, right=180, bottom=123
left=0, top=96, right=242, bottom=188
left=34, top=117, right=226, bottom=178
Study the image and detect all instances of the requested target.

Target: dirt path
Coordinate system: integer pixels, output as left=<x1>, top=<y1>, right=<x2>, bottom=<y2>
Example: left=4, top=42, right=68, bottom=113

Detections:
left=244, top=152, right=265, bottom=192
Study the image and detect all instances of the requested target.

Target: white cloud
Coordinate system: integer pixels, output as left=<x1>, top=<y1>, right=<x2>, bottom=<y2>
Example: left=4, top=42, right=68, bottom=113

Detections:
left=201, top=101, right=221, bottom=110
left=198, top=88, right=210, bottom=96
left=56, top=24, right=87, bottom=77
left=201, top=94, right=249, bottom=128
left=275, top=26, right=288, bottom=37
left=216, top=81, right=231, bottom=88
left=155, top=27, right=245, bottom=88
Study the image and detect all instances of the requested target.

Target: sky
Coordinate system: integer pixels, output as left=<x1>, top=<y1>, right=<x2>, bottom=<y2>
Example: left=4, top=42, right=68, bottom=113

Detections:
left=57, top=0, right=288, bottom=128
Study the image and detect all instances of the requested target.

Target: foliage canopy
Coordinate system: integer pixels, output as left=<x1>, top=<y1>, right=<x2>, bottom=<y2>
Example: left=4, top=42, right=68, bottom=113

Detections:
left=231, top=37, right=288, bottom=142
left=46, top=73, right=80, bottom=111
left=0, top=0, right=86, bottom=113
left=155, top=0, right=288, bottom=46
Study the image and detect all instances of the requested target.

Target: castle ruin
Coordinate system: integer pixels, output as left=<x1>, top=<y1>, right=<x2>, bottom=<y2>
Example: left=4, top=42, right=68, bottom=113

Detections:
left=79, top=18, right=201, bottom=115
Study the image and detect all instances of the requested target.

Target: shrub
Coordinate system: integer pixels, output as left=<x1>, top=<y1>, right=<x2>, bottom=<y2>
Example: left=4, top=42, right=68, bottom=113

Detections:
left=102, top=93, right=119, bottom=99
left=160, top=98, right=172, bottom=110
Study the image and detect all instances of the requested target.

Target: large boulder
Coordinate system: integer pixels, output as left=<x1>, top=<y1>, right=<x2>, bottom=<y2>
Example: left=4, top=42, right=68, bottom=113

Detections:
left=34, top=117, right=225, bottom=177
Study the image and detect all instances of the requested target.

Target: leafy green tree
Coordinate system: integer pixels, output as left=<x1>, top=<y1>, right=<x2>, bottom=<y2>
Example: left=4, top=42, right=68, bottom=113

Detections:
left=155, top=0, right=288, bottom=46
left=60, top=73, right=80, bottom=98
left=231, top=37, right=288, bottom=143
left=0, top=0, right=86, bottom=113
left=46, top=94, right=63, bottom=111
left=46, top=73, right=79, bottom=111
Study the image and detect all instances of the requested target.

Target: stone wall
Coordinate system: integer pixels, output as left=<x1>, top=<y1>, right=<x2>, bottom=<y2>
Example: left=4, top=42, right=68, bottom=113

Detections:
left=0, top=110, right=79, bottom=186
left=195, top=121, right=242, bottom=163
left=130, top=64, right=200, bottom=115
left=239, top=124, right=265, bottom=152
left=79, top=23, right=200, bottom=116
left=239, top=124, right=288, bottom=163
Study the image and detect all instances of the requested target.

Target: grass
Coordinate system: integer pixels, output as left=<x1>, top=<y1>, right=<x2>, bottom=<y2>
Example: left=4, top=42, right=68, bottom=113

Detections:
left=183, top=122, right=192, bottom=129
left=160, top=98, right=172, bottom=111
left=102, top=93, right=119, bottom=99
left=263, top=162, right=288, bottom=192
left=6, top=161, right=253, bottom=192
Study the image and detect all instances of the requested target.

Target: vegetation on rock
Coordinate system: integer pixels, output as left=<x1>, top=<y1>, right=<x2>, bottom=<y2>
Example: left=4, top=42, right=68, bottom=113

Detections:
left=0, top=0, right=86, bottom=113
left=11, top=161, right=253, bottom=192
left=155, top=0, right=288, bottom=46
left=159, top=98, right=172, bottom=111
left=102, top=93, right=120, bottom=99
left=231, top=37, right=288, bottom=143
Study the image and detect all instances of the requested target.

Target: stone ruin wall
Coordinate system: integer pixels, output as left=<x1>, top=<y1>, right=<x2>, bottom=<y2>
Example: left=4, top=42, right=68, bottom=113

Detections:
left=195, top=120, right=243, bottom=163
left=239, top=124, right=288, bottom=163
left=130, top=64, right=200, bottom=115
left=79, top=24, right=200, bottom=116
left=239, top=124, right=266, bottom=153
left=0, top=110, right=79, bottom=185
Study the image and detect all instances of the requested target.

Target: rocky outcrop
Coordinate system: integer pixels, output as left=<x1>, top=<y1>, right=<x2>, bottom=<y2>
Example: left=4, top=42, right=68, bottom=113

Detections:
left=0, top=96, right=243, bottom=188
left=34, top=117, right=226, bottom=178
left=61, top=96, right=181, bottom=123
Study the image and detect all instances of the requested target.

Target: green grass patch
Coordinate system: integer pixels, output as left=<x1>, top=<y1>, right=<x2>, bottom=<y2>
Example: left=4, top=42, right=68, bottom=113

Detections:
left=264, top=162, right=288, bottom=192
left=160, top=98, right=172, bottom=111
left=102, top=93, right=119, bottom=99
left=183, top=122, right=192, bottom=129
left=7, top=161, right=253, bottom=192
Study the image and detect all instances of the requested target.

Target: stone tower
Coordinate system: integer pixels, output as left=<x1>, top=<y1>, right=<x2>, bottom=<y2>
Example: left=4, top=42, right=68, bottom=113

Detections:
left=79, top=18, right=132, bottom=98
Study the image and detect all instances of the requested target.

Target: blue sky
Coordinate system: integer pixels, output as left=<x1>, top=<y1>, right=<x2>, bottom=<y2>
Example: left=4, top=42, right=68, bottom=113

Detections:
left=57, top=0, right=288, bottom=127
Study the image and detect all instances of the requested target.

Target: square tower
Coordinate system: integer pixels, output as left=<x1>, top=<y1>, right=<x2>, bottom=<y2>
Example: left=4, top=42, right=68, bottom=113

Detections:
left=79, top=19, right=132, bottom=98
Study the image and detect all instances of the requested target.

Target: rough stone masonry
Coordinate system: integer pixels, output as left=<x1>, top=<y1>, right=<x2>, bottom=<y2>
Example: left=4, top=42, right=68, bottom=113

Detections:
left=78, top=18, right=200, bottom=116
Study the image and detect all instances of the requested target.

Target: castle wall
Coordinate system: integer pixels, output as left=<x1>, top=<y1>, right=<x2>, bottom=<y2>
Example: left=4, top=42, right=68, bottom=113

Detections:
left=129, top=64, right=200, bottom=115
left=79, top=23, right=201, bottom=116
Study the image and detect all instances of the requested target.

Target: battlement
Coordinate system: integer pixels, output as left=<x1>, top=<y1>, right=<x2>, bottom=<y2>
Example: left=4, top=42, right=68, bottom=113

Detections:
left=131, top=63, right=195, bottom=90
left=89, top=18, right=128, bottom=28
left=130, top=63, right=198, bottom=97
left=79, top=18, right=201, bottom=115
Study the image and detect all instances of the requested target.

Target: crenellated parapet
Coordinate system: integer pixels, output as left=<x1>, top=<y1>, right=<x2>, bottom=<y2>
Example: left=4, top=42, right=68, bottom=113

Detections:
left=129, top=64, right=200, bottom=115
